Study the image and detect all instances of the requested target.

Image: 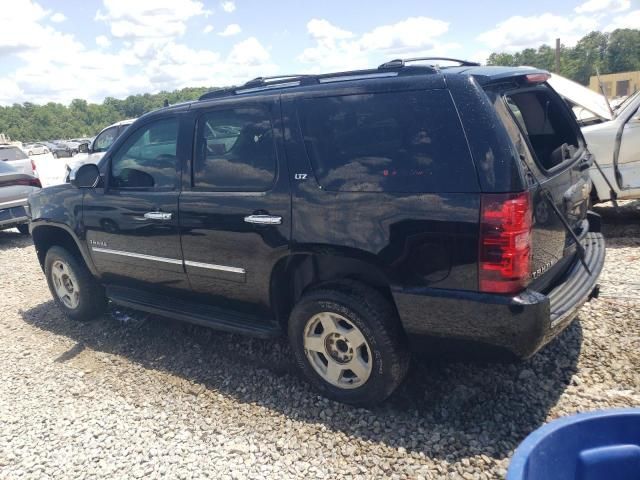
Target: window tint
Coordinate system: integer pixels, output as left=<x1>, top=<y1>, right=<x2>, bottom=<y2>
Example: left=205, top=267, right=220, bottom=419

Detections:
left=94, top=127, right=118, bottom=153
left=110, top=118, right=179, bottom=189
left=194, top=107, right=276, bottom=191
left=297, top=90, right=477, bottom=193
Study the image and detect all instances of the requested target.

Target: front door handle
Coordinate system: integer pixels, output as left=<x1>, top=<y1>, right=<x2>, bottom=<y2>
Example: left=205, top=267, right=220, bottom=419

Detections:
left=244, top=214, right=282, bottom=225
left=144, top=211, right=172, bottom=221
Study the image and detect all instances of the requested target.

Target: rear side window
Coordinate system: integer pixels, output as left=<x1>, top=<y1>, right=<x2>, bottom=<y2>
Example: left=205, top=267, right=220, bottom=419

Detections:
left=297, top=90, right=477, bottom=193
left=193, top=107, right=276, bottom=191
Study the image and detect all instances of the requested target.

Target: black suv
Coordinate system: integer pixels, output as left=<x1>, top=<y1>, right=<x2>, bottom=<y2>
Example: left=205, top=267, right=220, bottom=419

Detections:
left=29, top=59, right=605, bottom=406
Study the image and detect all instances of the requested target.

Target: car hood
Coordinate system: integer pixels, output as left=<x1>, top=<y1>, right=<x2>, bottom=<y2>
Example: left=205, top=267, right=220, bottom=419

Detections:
left=547, top=74, right=613, bottom=122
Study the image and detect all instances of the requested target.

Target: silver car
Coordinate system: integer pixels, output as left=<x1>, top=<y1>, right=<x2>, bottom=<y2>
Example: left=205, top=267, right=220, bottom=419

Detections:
left=548, top=74, right=640, bottom=202
left=0, top=145, right=35, bottom=175
left=0, top=160, right=41, bottom=234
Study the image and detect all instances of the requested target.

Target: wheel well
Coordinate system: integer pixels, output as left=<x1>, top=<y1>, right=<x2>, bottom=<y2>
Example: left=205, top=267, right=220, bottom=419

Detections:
left=32, top=226, right=84, bottom=271
left=270, top=254, right=397, bottom=328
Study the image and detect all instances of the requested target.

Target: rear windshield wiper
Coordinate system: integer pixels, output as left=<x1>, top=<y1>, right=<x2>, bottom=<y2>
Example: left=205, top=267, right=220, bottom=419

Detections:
left=520, top=155, right=591, bottom=275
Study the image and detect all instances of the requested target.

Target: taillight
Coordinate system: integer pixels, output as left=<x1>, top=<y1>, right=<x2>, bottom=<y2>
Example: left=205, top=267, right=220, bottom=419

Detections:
left=31, top=159, right=38, bottom=174
left=524, top=73, right=551, bottom=84
left=479, top=192, right=532, bottom=294
left=2, top=177, right=42, bottom=188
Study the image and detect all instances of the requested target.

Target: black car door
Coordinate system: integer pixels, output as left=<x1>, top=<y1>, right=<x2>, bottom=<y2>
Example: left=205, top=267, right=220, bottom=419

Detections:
left=179, top=97, right=290, bottom=318
left=84, top=115, right=189, bottom=292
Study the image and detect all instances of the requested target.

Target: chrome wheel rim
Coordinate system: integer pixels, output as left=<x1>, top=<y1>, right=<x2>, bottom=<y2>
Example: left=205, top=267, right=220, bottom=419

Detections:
left=303, top=312, right=372, bottom=389
left=51, top=260, right=80, bottom=309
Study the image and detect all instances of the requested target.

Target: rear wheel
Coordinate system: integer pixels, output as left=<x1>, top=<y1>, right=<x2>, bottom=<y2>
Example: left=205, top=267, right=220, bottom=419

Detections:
left=289, top=281, right=409, bottom=406
left=16, top=224, right=30, bottom=235
left=44, top=246, right=106, bottom=321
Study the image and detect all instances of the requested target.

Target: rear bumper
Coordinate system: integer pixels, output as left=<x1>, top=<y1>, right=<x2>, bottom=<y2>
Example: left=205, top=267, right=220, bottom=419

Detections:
left=392, top=232, right=605, bottom=358
left=0, top=204, right=29, bottom=230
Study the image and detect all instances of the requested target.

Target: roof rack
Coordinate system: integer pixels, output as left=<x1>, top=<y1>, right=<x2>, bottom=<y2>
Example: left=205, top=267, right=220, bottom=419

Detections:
left=199, top=74, right=319, bottom=100
left=378, top=57, right=481, bottom=69
left=197, top=64, right=441, bottom=101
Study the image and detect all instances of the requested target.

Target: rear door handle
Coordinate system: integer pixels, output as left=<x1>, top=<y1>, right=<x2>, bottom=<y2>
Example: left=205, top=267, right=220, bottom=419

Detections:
left=144, top=211, right=172, bottom=221
left=244, top=214, right=282, bottom=225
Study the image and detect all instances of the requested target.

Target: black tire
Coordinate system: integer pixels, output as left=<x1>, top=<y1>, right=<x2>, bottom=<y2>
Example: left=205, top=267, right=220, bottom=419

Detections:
left=44, top=246, right=107, bottom=321
left=288, top=281, right=409, bottom=407
left=16, top=224, right=30, bottom=235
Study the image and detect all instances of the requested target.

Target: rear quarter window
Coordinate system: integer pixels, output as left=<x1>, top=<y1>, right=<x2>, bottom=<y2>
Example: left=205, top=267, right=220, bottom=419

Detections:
left=297, top=90, right=478, bottom=193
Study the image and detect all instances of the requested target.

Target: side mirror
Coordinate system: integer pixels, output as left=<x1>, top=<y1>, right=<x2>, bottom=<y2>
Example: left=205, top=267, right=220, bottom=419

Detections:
left=70, top=163, right=100, bottom=188
left=78, top=143, right=89, bottom=154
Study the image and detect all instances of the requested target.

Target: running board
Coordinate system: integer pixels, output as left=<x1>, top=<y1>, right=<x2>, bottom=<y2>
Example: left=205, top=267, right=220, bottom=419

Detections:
left=106, top=286, right=282, bottom=339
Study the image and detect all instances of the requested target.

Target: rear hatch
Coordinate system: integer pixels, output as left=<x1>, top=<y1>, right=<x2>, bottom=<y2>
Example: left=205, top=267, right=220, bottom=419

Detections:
left=0, top=145, right=33, bottom=176
left=0, top=162, right=40, bottom=213
left=485, top=78, right=592, bottom=291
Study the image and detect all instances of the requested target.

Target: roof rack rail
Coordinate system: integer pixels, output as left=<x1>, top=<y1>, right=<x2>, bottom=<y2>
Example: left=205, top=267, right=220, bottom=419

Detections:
left=379, top=57, right=481, bottom=69
left=199, top=74, right=318, bottom=100
left=242, top=74, right=315, bottom=88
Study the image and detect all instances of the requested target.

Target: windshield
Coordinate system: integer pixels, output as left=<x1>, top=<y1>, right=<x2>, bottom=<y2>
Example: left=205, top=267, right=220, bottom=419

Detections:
left=0, top=146, right=28, bottom=161
left=614, top=90, right=640, bottom=115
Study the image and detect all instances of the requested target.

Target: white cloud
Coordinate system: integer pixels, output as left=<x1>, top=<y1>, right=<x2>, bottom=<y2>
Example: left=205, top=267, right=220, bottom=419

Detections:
left=359, top=17, right=449, bottom=53
left=0, top=0, right=49, bottom=55
left=50, top=12, right=66, bottom=23
left=307, top=18, right=354, bottom=40
left=0, top=0, right=277, bottom=106
left=298, top=17, right=458, bottom=71
left=228, top=37, right=270, bottom=66
left=203, top=25, right=214, bottom=34
left=95, top=0, right=208, bottom=40
left=221, top=1, right=236, bottom=13
left=605, top=9, right=640, bottom=30
left=95, top=35, right=111, bottom=48
left=476, top=13, right=599, bottom=52
left=575, top=0, right=630, bottom=14
left=219, top=24, right=242, bottom=36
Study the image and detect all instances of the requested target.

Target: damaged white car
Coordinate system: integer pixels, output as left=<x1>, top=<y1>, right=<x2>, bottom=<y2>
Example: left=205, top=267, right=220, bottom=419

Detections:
left=548, top=74, right=640, bottom=203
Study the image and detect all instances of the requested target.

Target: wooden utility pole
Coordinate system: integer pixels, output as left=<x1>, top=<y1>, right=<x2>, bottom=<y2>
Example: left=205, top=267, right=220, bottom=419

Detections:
left=555, top=38, right=561, bottom=73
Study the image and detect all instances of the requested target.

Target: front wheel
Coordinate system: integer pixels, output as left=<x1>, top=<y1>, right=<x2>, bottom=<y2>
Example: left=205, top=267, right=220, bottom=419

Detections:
left=288, top=281, right=409, bottom=407
left=16, top=224, right=30, bottom=235
left=44, top=246, right=107, bottom=321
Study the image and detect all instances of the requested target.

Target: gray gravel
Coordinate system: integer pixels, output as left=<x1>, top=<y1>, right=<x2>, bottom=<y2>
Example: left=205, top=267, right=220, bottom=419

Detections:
left=0, top=201, right=639, bottom=479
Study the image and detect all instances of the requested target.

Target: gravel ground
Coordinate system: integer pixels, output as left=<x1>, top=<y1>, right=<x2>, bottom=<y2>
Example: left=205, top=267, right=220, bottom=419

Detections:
left=0, top=202, right=639, bottom=479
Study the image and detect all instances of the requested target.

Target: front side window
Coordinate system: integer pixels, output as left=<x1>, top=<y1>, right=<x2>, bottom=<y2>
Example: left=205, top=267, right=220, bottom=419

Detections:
left=110, top=118, right=179, bottom=190
left=193, top=107, right=276, bottom=191
left=297, top=90, right=477, bottom=193
left=93, top=127, right=118, bottom=153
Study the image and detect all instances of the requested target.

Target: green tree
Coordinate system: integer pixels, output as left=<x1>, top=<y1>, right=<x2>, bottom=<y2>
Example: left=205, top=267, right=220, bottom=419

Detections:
left=486, top=28, right=639, bottom=85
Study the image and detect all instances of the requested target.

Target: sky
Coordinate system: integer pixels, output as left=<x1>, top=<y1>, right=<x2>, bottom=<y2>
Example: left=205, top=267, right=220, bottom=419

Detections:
left=0, top=0, right=638, bottom=105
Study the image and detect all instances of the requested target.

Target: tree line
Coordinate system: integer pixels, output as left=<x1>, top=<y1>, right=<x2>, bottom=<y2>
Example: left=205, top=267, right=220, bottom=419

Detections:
left=0, top=87, right=215, bottom=143
left=1, top=28, right=638, bottom=143
left=487, top=28, right=640, bottom=86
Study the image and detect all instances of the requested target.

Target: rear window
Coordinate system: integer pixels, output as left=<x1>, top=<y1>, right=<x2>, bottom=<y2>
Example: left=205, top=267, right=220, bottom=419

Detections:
left=297, top=90, right=478, bottom=193
left=0, top=147, right=28, bottom=161
left=504, top=87, right=580, bottom=171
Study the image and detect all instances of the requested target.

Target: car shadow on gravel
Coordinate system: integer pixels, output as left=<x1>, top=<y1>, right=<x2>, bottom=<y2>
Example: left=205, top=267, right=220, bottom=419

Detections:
left=594, top=200, right=640, bottom=248
left=21, top=300, right=582, bottom=463
left=0, top=230, right=33, bottom=251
